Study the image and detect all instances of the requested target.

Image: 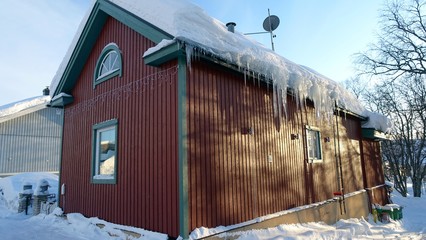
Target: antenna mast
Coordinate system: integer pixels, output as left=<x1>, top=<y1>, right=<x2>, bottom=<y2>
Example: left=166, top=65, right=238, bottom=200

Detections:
left=244, top=9, right=280, bottom=51
left=267, top=9, right=275, bottom=51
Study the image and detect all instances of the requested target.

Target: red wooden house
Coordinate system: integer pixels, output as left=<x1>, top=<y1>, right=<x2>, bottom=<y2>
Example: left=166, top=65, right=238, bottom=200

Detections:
left=49, top=0, right=390, bottom=238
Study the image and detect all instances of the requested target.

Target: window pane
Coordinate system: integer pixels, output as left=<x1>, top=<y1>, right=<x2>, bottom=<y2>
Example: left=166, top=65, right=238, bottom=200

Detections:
left=307, top=128, right=321, bottom=161
left=97, top=127, right=116, bottom=176
left=98, top=51, right=119, bottom=78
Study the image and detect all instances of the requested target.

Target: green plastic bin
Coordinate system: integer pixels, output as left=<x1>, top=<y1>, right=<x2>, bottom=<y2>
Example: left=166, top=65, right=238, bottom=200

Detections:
left=382, top=204, right=403, bottom=220
left=377, top=207, right=392, bottom=222
left=389, top=204, right=403, bottom=220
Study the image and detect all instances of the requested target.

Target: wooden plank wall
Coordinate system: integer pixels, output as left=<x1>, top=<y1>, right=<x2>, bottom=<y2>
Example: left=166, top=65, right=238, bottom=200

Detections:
left=187, top=59, right=366, bottom=231
left=361, top=139, right=388, bottom=206
left=59, top=18, right=179, bottom=237
left=338, top=114, right=364, bottom=194
left=362, top=140, right=385, bottom=188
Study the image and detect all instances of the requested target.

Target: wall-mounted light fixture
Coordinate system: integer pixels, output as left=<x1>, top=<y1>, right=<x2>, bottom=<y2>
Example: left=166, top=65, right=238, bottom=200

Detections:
left=241, top=127, right=254, bottom=135
left=324, top=137, right=330, bottom=143
left=291, top=133, right=299, bottom=140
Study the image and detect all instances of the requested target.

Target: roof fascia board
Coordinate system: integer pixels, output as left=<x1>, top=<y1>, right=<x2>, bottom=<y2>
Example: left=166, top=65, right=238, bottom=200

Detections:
left=144, top=42, right=181, bottom=66
left=335, top=106, right=367, bottom=121
left=54, top=2, right=107, bottom=96
left=362, top=128, right=387, bottom=140
left=49, top=95, right=74, bottom=108
left=100, top=0, right=173, bottom=43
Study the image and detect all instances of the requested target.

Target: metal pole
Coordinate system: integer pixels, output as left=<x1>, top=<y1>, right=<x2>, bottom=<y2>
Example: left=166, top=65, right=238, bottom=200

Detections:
left=268, top=9, right=275, bottom=51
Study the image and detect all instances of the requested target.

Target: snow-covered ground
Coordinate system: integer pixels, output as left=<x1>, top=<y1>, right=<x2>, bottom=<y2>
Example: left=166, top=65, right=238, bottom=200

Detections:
left=0, top=173, right=425, bottom=239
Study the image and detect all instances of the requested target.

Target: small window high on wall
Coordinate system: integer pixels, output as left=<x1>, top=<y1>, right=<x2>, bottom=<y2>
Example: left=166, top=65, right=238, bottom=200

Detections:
left=93, top=43, right=122, bottom=87
left=306, top=125, right=323, bottom=163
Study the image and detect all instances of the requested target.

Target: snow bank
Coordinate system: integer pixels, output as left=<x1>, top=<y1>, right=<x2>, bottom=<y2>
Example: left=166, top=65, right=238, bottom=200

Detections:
left=50, top=0, right=391, bottom=133
left=0, top=173, right=168, bottom=240
left=0, top=96, right=50, bottom=118
left=0, top=174, right=424, bottom=240
left=0, top=172, right=58, bottom=210
left=205, top=217, right=420, bottom=240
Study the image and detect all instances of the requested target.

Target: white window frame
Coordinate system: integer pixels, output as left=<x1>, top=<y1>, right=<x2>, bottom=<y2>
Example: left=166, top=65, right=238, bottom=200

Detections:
left=97, top=50, right=120, bottom=79
left=306, top=125, right=323, bottom=163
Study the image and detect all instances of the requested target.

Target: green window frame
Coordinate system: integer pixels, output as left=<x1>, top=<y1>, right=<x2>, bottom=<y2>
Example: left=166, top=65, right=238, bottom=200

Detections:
left=306, top=125, right=323, bottom=163
left=91, top=119, right=118, bottom=184
left=93, top=43, right=122, bottom=87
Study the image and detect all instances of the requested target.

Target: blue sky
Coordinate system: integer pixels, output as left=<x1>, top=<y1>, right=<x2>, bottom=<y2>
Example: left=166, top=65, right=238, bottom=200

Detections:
left=0, top=0, right=385, bottom=106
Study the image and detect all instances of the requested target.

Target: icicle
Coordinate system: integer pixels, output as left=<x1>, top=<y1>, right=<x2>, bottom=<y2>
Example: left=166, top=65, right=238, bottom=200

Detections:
left=280, top=87, right=287, bottom=119
left=274, top=79, right=283, bottom=119
left=195, top=47, right=200, bottom=62
left=243, top=68, right=247, bottom=86
left=252, top=71, right=255, bottom=85
left=257, top=73, right=261, bottom=88
left=272, top=81, right=278, bottom=118
left=185, top=44, right=194, bottom=71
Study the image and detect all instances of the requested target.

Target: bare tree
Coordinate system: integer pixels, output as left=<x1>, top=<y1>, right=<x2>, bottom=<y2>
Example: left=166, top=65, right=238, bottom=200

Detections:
left=357, top=0, right=426, bottom=197
left=357, top=0, right=426, bottom=81
left=365, top=78, right=426, bottom=197
left=342, top=76, right=368, bottom=100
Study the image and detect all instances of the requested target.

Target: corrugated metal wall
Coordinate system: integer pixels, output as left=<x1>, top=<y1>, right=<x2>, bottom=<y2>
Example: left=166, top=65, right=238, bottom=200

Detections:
left=59, top=17, right=179, bottom=237
left=0, top=107, right=62, bottom=175
left=186, top=60, right=366, bottom=230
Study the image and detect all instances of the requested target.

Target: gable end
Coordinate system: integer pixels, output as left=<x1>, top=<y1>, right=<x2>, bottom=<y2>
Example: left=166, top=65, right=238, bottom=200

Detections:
left=53, top=0, right=173, bottom=97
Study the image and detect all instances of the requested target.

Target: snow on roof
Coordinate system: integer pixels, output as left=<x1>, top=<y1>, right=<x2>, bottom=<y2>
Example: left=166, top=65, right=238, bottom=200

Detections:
left=0, top=96, right=50, bottom=119
left=50, top=0, right=392, bottom=133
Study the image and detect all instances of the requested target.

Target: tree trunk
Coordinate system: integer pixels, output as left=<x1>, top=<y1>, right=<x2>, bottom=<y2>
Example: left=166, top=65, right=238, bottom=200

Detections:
left=391, top=174, right=407, bottom=197
left=412, top=178, right=423, bottom=197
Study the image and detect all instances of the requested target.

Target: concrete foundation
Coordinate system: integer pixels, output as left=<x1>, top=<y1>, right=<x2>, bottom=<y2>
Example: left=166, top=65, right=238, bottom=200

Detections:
left=204, top=190, right=370, bottom=240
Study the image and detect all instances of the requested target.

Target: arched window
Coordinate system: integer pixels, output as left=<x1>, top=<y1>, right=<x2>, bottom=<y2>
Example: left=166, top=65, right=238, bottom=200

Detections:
left=94, top=43, right=122, bottom=86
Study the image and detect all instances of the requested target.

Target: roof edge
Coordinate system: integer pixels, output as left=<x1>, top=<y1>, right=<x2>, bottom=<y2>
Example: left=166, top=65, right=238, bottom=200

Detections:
left=362, top=128, right=388, bottom=141
left=145, top=39, right=369, bottom=121
left=144, top=41, right=181, bottom=66
left=0, top=103, right=48, bottom=124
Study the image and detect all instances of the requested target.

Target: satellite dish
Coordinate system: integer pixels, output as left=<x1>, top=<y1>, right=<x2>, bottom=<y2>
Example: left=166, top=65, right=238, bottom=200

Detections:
left=243, top=9, right=280, bottom=51
left=263, top=15, right=280, bottom=32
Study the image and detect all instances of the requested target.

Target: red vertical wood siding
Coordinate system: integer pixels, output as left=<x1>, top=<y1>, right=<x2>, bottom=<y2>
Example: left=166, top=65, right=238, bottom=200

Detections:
left=362, top=140, right=388, bottom=205
left=59, top=17, right=179, bottom=237
left=362, top=140, right=385, bottom=188
left=338, top=114, right=364, bottom=194
left=187, top=60, right=367, bottom=231
left=58, top=16, right=381, bottom=237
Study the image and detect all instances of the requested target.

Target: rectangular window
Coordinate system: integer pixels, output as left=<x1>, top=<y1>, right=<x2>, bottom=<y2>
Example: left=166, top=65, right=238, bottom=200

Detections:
left=92, top=119, right=118, bottom=184
left=306, top=125, right=322, bottom=163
